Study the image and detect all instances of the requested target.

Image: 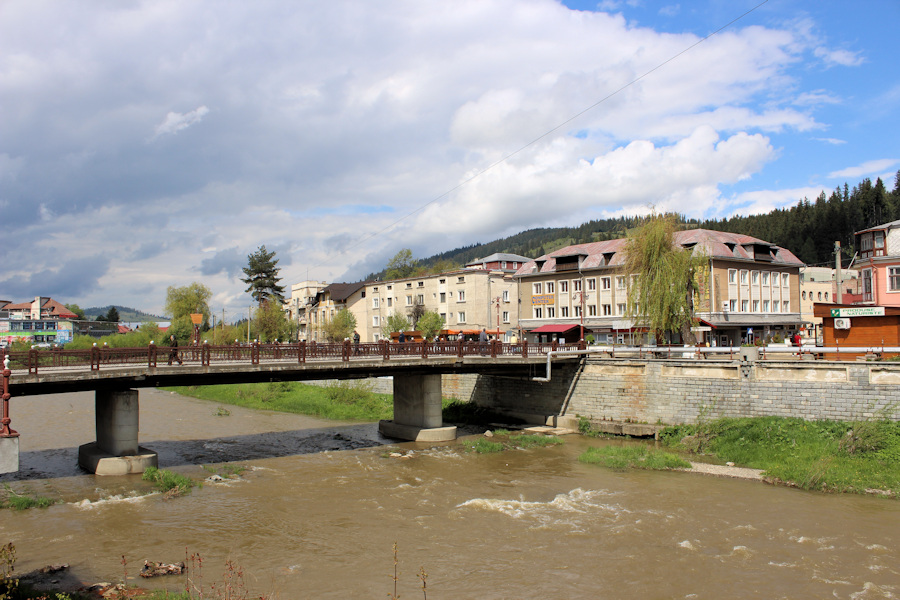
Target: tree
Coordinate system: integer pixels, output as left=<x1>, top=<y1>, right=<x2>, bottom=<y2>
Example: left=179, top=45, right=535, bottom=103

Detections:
left=624, top=214, right=704, bottom=345
left=253, top=300, right=290, bottom=343
left=106, top=306, right=120, bottom=323
left=242, top=245, right=286, bottom=306
left=165, top=282, right=212, bottom=340
left=65, top=304, right=85, bottom=319
left=416, top=311, right=445, bottom=340
left=384, top=248, right=416, bottom=280
left=322, top=309, right=357, bottom=342
left=382, top=311, right=411, bottom=337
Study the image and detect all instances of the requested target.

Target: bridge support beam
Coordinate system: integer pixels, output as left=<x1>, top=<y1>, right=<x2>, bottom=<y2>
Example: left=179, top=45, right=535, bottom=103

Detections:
left=78, top=389, right=158, bottom=476
left=379, top=374, right=456, bottom=442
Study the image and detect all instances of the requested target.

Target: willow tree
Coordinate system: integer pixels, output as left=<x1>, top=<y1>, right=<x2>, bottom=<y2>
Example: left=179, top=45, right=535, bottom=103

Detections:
left=624, top=214, right=704, bottom=345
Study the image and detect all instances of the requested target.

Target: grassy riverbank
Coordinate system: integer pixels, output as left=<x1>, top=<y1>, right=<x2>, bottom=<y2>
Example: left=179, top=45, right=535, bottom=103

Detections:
left=660, top=416, right=900, bottom=497
left=167, top=381, right=397, bottom=421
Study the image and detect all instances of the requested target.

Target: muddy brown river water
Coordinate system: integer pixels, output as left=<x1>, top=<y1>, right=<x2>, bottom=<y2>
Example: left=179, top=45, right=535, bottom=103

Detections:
left=1, top=389, right=898, bottom=599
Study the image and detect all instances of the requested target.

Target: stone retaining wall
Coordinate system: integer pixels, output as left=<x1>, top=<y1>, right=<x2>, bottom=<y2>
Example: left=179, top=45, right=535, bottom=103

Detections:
left=473, top=358, right=900, bottom=425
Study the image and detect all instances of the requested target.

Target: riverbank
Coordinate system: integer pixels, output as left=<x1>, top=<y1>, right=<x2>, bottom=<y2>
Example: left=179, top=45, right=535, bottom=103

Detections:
left=659, top=416, right=900, bottom=498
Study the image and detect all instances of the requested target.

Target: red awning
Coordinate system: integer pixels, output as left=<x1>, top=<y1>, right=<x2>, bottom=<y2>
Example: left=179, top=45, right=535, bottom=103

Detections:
left=529, top=324, right=580, bottom=334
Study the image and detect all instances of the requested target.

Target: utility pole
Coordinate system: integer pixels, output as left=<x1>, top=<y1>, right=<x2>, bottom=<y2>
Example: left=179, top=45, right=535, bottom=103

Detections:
left=835, top=241, right=843, bottom=304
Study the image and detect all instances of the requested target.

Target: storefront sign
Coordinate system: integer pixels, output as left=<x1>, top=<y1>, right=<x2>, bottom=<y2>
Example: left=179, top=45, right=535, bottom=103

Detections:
left=830, top=307, right=885, bottom=317
left=532, top=294, right=555, bottom=305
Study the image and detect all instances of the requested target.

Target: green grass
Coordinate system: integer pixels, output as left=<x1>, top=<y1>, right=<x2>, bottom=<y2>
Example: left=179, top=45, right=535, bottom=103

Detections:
left=579, top=445, right=691, bottom=471
left=167, top=381, right=397, bottom=421
left=142, top=467, right=195, bottom=496
left=659, top=416, right=900, bottom=495
left=0, top=484, right=57, bottom=511
left=469, top=438, right=504, bottom=453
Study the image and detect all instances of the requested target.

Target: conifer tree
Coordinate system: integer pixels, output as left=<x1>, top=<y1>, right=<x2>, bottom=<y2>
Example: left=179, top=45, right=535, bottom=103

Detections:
left=242, top=245, right=286, bottom=306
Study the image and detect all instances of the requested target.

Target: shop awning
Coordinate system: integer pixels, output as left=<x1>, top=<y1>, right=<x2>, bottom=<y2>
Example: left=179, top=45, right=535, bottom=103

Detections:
left=529, top=324, right=580, bottom=334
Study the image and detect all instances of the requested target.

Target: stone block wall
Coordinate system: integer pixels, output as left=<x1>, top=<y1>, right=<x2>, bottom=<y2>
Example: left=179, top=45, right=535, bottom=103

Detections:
left=473, top=358, right=900, bottom=425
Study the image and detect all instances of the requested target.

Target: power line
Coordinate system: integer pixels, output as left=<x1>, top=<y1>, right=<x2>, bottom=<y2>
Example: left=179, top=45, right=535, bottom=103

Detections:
left=311, top=0, right=771, bottom=275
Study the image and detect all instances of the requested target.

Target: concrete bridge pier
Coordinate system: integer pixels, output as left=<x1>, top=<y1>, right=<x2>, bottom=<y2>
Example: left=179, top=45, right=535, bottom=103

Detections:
left=78, top=389, right=158, bottom=476
left=379, top=374, right=457, bottom=442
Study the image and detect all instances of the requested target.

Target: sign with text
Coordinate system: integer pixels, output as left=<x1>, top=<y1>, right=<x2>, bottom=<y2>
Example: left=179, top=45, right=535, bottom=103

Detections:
left=532, top=294, right=555, bottom=305
left=830, top=307, right=885, bottom=318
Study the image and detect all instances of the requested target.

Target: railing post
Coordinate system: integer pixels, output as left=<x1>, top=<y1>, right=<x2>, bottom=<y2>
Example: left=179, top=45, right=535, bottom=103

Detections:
left=202, top=341, right=210, bottom=366
left=299, top=341, right=306, bottom=364
left=457, top=339, right=464, bottom=358
left=522, top=339, right=528, bottom=358
left=149, top=341, right=157, bottom=368
left=421, top=340, right=428, bottom=359
left=551, top=340, right=558, bottom=352
left=91, top=344, right=100, bottom=371
left=382, top=339, right=389, bottom=361
left=490, top=339, right=498, bottom=358
left=252, top=341, right=260, bottom=365
left=28, top=349, right=38, bottom=375
left=0, top=354, right=18, bottom=438
left=343, top=339, right=350, bottom=362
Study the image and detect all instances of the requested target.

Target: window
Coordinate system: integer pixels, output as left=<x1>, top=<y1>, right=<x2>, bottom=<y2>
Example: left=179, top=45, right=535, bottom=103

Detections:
left=501, top=261, right=507, bottom=269
left=601, top=277, right=611, bottom=290
left=574, top=306, right=582, bottom=317
left=587, top=278, right=596, bottom=291
left=546, top=307, right=555, bottom=318
left=372, top=297, right=379, bottom=309
left=502, top=290, right=509, bottom=302
left=387, top=298, right=393, bottom=307
left=773, top=300, right=780, bottom=312
left=875, top=231, right=885, bottom=249
left=560, top=281, right=568, bottom=293
left=416, top=294, right=424, bottom=305
left=546, top=282, right=555, bottom=294
left=560, top=306, right=569, bottom=317
left=762, top=272, right=769, bottom=286
left=741, top=300, right=749, bottom=312
left=817, top=291, right=822, bottom=301
left=533, top=282, right=543, bottom=295
left=763, top=300, right=770, bottom=312
left=502, top=311, right=510, bottom=323
left=439, top=279, right=445, bottom=284
left=752, top=300, right=759, bottom=312
left=573, top=279, right=582, bottom=292
left=534, top=307, right=542, bottom=319
left=372, top=316, right=380, bottom=327
left=728, top=269, right=737, bottom=284
left=373, top=333, right=380, bottom=342
left=617, top=303, right=626, bottom=315
left=782, top=273, right=790, bottom=287
left=457, top=276, right=465, bottom=283
left=458, top=290, right=466, bottom=302
left=863, top=268, right=873, bottom=301
left=861, top=234, right=873, bottom=252
left=751, top=271, right=759, bottom=284
left=406, top=295, right=412, bottom=306
left=740, top=270, right=748, bottom=284
left=440, top=292, right=446, bottom=302
left=802, top=291, right=807, bottom=300
left=616, top=276, right=626, bottom=290
left=440, top=313, right=446, bottom=322
left=458, top=312, right=466, bottom=322
left=729, top=299, right=737, bottom=312
left=417, top=281, right=424, bottom=287
left=783, top=301, right=790, bottom=312
left=406, top=282, right=412, bottom=288
left=588, top=305, right=597, bottom=316
left=890, top=267, right=900, bottom=291
left=603, top=304, right=611, bottom=315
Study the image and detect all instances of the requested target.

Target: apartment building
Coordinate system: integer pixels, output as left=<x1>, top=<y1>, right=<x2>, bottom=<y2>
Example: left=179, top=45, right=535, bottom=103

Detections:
left=516, top=229, right=804, bottom=346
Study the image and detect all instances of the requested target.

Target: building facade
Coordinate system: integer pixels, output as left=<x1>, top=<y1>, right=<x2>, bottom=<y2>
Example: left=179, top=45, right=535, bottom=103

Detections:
left=515, top=229, right=804, bottom=346
left=1, top=296, right=78, bottom=346
left=853, top=219, right=900, bottom=307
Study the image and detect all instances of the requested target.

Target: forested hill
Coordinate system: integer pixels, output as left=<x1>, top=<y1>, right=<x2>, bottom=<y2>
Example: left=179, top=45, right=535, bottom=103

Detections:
left=413, top=172, right=900, bottom=272
left=83, top=305, right=167, bottom=322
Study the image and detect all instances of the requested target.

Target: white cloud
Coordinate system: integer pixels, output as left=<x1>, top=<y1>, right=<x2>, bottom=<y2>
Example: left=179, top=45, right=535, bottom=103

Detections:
left=813, top=137, right=845, bottom=145
left=828, top=159, right=900, bottom=179
left=153, top=105, right=210, bottom=138
left=814, top=46, right=864, bottom=68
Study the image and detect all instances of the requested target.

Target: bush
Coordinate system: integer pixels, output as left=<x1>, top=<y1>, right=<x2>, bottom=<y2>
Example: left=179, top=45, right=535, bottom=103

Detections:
left=142, top=467, right=194, bottom=496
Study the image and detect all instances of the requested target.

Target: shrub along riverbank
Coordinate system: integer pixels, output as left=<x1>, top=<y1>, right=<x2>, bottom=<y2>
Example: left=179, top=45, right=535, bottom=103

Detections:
left=659, top=416, right=900, bottom=497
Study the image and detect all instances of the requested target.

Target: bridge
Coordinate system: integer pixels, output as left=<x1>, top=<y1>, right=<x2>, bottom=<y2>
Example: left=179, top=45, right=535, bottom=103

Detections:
left=1, top=339, right=581, bottom=475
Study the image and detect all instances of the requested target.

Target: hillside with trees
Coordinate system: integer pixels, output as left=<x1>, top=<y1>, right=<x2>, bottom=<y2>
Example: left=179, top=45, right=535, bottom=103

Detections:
left=402, top=171, right=900, bottom=273
left=83, top=305, right=167, bottom=322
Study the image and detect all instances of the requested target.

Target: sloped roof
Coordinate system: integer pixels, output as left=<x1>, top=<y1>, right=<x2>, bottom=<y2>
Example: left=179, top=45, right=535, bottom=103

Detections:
left=1, top=297, right=78, bottom=318
left=515, top=229, right=803, bottom=276
left=856, top=219, right=900, bottom=234
left=323, top=282, right=368, bottom=303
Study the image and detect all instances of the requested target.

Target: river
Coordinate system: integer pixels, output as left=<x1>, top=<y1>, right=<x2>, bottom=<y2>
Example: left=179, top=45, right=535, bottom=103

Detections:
left=1, top=389, right=898, bottom=599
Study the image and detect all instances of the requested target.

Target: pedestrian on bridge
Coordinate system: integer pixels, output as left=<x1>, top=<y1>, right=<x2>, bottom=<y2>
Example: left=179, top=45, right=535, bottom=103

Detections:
left=167, top=335, right=183, bottom=365
left=479, top=327, right=488, bottom=356
left=353, top=330, right=360, bottom=355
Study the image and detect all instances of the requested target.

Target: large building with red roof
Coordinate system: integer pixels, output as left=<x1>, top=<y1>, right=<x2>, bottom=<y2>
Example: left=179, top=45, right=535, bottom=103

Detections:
left=515, top=229, right=805, bottom=346
left=0, top=296, right=79, bottom=346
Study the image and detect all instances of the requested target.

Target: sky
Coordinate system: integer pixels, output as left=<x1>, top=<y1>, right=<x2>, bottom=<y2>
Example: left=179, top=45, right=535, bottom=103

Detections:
left=2, top=0, right=898, bottom=318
